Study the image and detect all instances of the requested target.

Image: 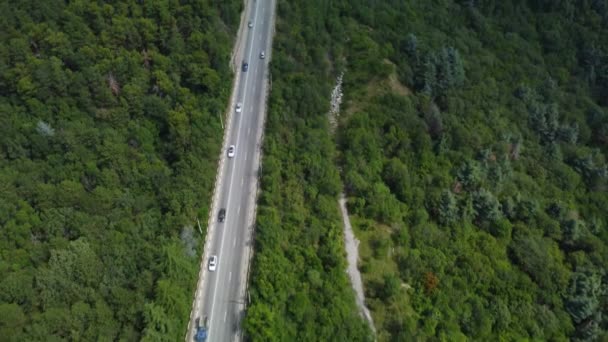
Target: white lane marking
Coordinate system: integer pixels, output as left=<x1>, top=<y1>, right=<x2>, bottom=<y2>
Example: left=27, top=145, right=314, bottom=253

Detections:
left=229, top=272, right=232, bottom=282
left=208, top=0, right=264, bottom=335
left=241, top=177, right=244, bottom=186
left=238, top=206, right=241, bottom=215
left=233, top=238, right=237, bottom=247
left=224, top=311, right=228, bottom=323
left=248, top=127, right=251, bottom=136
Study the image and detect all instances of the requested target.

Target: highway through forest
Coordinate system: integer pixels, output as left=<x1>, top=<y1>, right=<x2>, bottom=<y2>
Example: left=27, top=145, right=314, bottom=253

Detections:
left=186, top=0, right=275, bottom=340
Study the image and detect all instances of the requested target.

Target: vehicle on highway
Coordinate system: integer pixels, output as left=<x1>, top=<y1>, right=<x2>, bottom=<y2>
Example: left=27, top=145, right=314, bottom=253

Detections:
left=242, top=61, right=248, bottom=72
left=236, top=102, right=242, bottom=113
left=208, top=256, right=217, bottom=272
left=248, top=21, right=253, bottom=28
left=194, top=317, right=208, bottom=342
left=218, top=208, right=226, bottom=222
left=227, top=145, right=235, bottom=158
left=260, top=51, right=265, bottom=59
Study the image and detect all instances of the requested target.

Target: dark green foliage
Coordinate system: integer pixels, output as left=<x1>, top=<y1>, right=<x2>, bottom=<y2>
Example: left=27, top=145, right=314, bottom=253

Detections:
left=0, top=0, right=239, bottom=339
left=437, top=190, right=459, bottom=226
left=404, top=33, right=418, bottom=59
left=380, top=274, right=400, bottom=301
left=562, top=218, right=584, bottom=246
left=415, top=46, right=466, bottom=100
left=472, top=188, right=502, bottom=223
left=457, top=160, right=482, bottom=190
left=566, top=269, right=605, bottom=340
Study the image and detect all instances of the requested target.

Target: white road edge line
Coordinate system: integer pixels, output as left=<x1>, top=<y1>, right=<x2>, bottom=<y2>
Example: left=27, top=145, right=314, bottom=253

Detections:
left=207, top=1, right=261, bottom=340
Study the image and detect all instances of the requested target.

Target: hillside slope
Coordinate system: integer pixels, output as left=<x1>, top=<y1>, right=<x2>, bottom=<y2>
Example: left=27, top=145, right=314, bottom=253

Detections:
left=337, top=1, right=608, bottom=340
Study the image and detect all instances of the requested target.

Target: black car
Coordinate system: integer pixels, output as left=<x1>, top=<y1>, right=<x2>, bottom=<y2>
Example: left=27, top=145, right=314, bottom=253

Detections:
left=242, top=62, right=248, bottom=72
left=218, top=208, right=226, bottom=222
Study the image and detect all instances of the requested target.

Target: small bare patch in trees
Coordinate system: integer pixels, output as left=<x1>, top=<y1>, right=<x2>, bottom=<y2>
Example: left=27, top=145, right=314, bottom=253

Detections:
left=142, top=49, right=151, bottom=69
left=36, top=120, right=55, bottom=137
left=452, top=181, right=463, bottom=194
left=180, top=226, right=196, bottom=258
left=108, top=72, right=120, bottom=96
left=423, top=271, right=439, bottom=295
left=328, top=72, right=344, bottom=134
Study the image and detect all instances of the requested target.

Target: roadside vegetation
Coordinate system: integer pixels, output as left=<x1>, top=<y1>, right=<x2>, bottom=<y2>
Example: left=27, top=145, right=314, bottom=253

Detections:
left=0, top=0, right=240, bottom=340
left=243, top=0, right=371, bottom=340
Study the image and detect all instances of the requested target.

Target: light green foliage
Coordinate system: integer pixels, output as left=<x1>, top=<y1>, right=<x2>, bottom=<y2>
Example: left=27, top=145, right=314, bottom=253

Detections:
left=0, top=0, right=240, bottom=339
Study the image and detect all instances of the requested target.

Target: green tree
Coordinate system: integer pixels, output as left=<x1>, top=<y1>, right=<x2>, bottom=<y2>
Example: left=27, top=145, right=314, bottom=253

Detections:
left=565, top=269, right=605, bottom=340
left=473, top=188, right=502, bottom=223
left=0, top=303, right=26, bottom=338
left=438, top=189, right=459, bottom=226
left=457, top=160, right=482, bottom=190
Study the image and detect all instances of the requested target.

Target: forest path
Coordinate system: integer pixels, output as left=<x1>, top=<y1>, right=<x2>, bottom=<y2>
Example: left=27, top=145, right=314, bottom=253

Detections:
left=339, top=193, right=376, bottom=335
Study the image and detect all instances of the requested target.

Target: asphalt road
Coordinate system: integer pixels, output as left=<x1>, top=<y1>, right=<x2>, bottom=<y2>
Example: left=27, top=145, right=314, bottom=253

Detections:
left=186, top=0, right=275, bottom=341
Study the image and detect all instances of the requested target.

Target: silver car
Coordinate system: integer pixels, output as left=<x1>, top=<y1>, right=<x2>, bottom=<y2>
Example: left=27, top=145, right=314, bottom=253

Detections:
left=208, top=255, right=217, bottom=272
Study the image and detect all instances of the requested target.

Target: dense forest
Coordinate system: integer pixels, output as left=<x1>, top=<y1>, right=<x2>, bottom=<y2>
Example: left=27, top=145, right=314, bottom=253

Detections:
left=3, top=0, right=608, bottom=340
left=246, top=0, right=608, bottom=341
left=0, top=0, right=240, bottom=340
left=337, top=0, right=608, bottom=341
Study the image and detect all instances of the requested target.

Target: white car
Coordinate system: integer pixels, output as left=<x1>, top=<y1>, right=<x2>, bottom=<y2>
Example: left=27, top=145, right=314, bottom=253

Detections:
left=208, top=255, right=217, bottom=272
left=248, top=21, right=253, bottom=28
left=235, top=102, right=242, bottom=113
left=260, top=51, right=265, bottom=59
left=227, top=145, right=235, bottom=158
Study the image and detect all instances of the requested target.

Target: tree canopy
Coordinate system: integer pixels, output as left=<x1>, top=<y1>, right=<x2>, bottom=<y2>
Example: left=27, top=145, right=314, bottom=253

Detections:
left=331, top=0, right=608, bottom=340
left=0, top=0, right=240, bottom=339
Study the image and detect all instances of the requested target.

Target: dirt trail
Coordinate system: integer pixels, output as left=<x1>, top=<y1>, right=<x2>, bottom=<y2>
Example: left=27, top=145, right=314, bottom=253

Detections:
left=339, top=193, right=376, bottom=334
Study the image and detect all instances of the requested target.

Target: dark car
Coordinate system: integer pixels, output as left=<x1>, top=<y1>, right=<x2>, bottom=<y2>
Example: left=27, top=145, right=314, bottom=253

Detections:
left=218, top=208, right=226, bottom=222
left=242, top=62, right=248, bottom=72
